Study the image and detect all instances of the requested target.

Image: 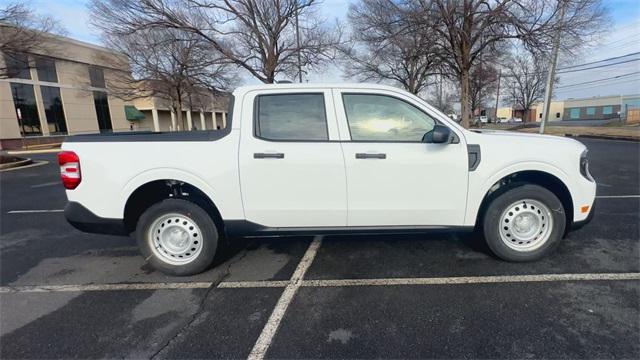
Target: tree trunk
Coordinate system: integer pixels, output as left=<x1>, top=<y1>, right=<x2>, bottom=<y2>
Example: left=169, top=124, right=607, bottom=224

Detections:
left=460, top=69, right=471, bottom=128
left=176, top=99, right=183, bottom=131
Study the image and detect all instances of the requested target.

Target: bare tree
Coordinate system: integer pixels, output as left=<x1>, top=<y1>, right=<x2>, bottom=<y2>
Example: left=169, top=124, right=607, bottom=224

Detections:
left=409, top=0, right=608, bottom=128
left=90, top=0, right=340, bottom=84
left=0, top=1, right=65, bottom=78
left=505, top=52, right=549, bottom=123
left=96, top=26, right=237, bottom=131
left=340, top=0, right=441, bottom=95
left=468, top=62, right=499, bottom=114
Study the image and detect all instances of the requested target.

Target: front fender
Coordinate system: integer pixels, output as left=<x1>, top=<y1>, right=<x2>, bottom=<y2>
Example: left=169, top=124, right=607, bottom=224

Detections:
left=464, top=161, right=574, bottom=225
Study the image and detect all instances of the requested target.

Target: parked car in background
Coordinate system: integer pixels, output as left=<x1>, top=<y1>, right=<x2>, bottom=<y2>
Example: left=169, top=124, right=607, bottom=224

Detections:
left=59, top=83, right=596, bottom=275
left=507, top=117, right=523, bottom=123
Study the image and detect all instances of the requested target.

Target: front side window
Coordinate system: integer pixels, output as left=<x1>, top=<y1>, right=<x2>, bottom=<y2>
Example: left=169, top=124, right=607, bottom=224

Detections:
left=10, top=83, right=41, bottom=135
left=4, top=53, right=31, bottom=79
left=255, top=93, right=328, bottom=141
left=586, top=107, right=596, bottom=116
left=603, top=106, right=613, bottom=115
left=41, top=86, right=67, bottom=134
left=36, top=57, right=58, bottom=82
left=89, top=66, right=105, bottom=88
left=342, top=94, right=436, bottom=141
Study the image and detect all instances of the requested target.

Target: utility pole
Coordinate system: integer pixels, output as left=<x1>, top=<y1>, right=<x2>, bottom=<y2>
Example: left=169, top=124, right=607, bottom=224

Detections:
left=494, top=69, right=501, bottom=122
left=295, top=5, right=303, bottom=83
left=540, top=3, right=566, bottom=134
left=438, top=74, right=443, bottom=110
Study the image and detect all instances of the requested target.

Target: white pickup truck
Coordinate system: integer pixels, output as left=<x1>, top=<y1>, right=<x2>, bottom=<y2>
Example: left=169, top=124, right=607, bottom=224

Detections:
left=60, top=83, right=596, bottom=275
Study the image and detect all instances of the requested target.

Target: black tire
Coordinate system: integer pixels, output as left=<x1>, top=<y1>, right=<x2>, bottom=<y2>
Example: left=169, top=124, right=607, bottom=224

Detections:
left=136, top=199, right=218, bottom=276
left=482, top=184, right=566, bottom=262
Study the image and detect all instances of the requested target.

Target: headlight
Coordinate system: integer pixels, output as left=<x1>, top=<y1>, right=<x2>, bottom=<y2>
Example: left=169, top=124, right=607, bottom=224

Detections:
left=580, top=150, right=594, bottom=181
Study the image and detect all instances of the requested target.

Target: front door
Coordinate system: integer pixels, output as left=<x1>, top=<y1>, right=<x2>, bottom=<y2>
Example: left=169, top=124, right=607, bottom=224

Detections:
left=239, top=89, right=347, bottom=228
left=334, top=90, right=469, bottom=226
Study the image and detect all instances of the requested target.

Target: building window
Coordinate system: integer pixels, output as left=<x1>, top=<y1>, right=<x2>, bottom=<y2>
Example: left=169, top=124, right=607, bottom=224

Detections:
left=41, top=86, right=67, bottom=134
left=570, top=108, right=580, bottom=119
left=586, top=107, right=596, bottom=116
left=93, top=91, right=112, bottom=132
left=255, top=93, right=328, bottom=141
left=4, top=53, right=31, bottom=79
left=89, top=66, right=105, bottom=88
left=10, top=83, right=41, bottom=136
left=603, top=106, right=613, bottom=115
left=35, top=57, right=58, bottom=83
left=556, top=112, right=561, bottom=118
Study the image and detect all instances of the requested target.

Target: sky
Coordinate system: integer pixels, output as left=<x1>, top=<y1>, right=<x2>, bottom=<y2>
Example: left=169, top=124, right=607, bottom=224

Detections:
left=4, top=0, right=639, bottom=100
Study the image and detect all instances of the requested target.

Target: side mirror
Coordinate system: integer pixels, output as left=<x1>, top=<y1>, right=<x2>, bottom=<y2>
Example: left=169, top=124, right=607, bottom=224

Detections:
left=422, top=124, right=452, bottom=144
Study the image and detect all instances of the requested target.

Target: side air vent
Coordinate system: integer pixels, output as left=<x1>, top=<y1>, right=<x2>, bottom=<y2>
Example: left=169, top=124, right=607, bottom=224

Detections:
left=467, top=144, right=481, bottom=171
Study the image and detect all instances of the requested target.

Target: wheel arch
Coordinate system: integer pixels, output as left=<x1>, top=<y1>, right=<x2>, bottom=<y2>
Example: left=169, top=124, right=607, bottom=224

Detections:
left=474, top=170, right=574, bottom=235
left=123, top=178, right=224, bottom=235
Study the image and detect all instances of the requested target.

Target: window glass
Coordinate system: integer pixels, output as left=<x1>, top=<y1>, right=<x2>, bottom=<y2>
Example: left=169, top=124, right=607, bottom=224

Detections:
left=586, top=107, right=596, bottom=116
left=35, top=57, right=57, bottom=82
left=93, top=91, right=112, bottom=132
left=4, top=53, right=31, bottom=79
left=342, top=94, right=436, bottom=141
left=89, top=66, right=105, bottom=88
left=570, top=108, right=580, bottom=119
left=41, top=86, right=67, bottom=134
left=10, top=83, right=41, bottom=135
left=256, top=93, right=328, bottom=141
left=602, top=106, right=613, bottom=115
left=555, top=112, right=561, bottom=118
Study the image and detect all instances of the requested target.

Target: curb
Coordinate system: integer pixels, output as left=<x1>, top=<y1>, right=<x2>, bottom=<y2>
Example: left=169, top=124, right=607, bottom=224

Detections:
left=564, top=134, right=640, bottom=142
left=0, top=158, right=33, bottom=170
left=7, top=148, right=61, bottom=155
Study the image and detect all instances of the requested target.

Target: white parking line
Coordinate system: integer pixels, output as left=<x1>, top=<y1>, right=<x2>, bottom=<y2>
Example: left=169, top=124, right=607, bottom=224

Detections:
left=7, top=209, right=64, bottom=214
left=30, top=181, right=61, bottom=188
left=247, top=236, right=323, bottom=360
left=301, top=272, right=640, bottom=287
left=0, top=282, right=213, bottom=293
left=596, top=195, right=640, bottom=199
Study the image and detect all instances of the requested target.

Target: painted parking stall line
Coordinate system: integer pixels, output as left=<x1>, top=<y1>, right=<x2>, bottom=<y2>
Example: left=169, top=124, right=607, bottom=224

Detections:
left=0, top=282, right=214, bottom=293
left=247, top=236, right=323, bottom=360
left=596, top=195, right=640, bottom=199
left=300, top=272, right=640, bottom=287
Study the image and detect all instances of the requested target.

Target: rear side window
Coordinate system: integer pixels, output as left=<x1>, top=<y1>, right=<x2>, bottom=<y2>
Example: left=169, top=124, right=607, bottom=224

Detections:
left=255, top=93, right=328, bottom=141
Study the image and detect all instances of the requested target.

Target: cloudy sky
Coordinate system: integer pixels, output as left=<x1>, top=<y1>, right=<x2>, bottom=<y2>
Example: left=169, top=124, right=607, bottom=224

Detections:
left=10, top=0, right=640, bottom=100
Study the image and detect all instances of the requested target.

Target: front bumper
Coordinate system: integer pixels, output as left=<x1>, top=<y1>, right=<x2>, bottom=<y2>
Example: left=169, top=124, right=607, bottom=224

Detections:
left=65, top=201, right=128, bottom=236
left=571, top=199, right=596, bottom=231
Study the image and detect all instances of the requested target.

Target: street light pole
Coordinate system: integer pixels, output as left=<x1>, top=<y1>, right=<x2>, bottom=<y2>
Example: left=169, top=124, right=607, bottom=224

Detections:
left=540, top=3, right=565, bottom=134
left=295, top=4, right=303, bottom=83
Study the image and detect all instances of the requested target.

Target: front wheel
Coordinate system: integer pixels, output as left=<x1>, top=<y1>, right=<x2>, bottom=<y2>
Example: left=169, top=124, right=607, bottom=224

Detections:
left=136, top=199, right=218, bottom=276
left=483, top=184, right=566, bottom=262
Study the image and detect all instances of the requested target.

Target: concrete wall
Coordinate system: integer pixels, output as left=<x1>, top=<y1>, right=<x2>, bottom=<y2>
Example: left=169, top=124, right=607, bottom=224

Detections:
left=534, top=101, right=564, bottom=121
left=563, top=105, right=621, bottom=121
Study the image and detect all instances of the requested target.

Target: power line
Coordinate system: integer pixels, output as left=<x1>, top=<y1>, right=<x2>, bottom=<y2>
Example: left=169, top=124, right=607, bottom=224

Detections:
left=556, top=58, right=640, bottom=74
left=557, top=52, right=640, bottom=71
left=555, top=77, right=640, bottom=92
left=556, top=71, right=640, bottom=88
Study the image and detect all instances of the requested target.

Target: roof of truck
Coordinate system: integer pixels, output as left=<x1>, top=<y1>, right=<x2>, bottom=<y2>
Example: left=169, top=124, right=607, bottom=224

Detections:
left=233, top=82, right=403, bottom=96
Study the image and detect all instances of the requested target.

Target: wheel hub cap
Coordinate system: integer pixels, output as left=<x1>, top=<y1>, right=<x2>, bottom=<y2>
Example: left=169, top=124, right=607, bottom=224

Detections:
left=498, top=199, right=553, bottom=251
left=148, top=213, right=203, bottom=265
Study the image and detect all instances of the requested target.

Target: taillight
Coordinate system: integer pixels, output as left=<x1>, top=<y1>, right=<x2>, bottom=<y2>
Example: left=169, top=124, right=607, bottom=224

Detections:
left=58, top=151, right=81, bottom=189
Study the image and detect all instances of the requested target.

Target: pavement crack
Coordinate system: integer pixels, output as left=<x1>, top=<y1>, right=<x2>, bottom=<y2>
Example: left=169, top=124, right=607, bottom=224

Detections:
left=149, top=248, right=249, bottom=359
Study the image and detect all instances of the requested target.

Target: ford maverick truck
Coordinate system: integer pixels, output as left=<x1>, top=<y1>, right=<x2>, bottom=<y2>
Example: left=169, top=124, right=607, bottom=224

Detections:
left=59, top=83, right=596, bottom=275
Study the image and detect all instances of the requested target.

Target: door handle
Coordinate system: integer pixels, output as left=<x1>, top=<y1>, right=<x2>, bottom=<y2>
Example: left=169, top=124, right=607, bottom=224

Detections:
left=254, top=152, right=285, bottom=159
left=355, top=153, right=386, bottom=159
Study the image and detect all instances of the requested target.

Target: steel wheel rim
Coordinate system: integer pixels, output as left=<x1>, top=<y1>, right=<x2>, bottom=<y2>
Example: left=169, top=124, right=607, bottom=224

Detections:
left=498, top=199, right=553, bottom=252
left=148, top=213, right=203, bottom=265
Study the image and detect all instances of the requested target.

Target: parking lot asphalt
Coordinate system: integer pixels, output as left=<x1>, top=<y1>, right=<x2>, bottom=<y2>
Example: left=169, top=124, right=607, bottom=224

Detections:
left=1, top=137, right=638, bottom=359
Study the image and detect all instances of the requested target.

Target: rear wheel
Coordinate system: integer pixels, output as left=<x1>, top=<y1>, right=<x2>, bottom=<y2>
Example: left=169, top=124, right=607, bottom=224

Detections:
left=136, top=199, right=218, bottom=276
left=483, top=184, right=566, bottom=262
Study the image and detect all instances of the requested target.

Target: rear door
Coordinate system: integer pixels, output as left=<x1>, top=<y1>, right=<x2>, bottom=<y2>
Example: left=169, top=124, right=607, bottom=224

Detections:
left=238, top=88, right=347, bottom=228
left=334, top=89, right=469, bottom=226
